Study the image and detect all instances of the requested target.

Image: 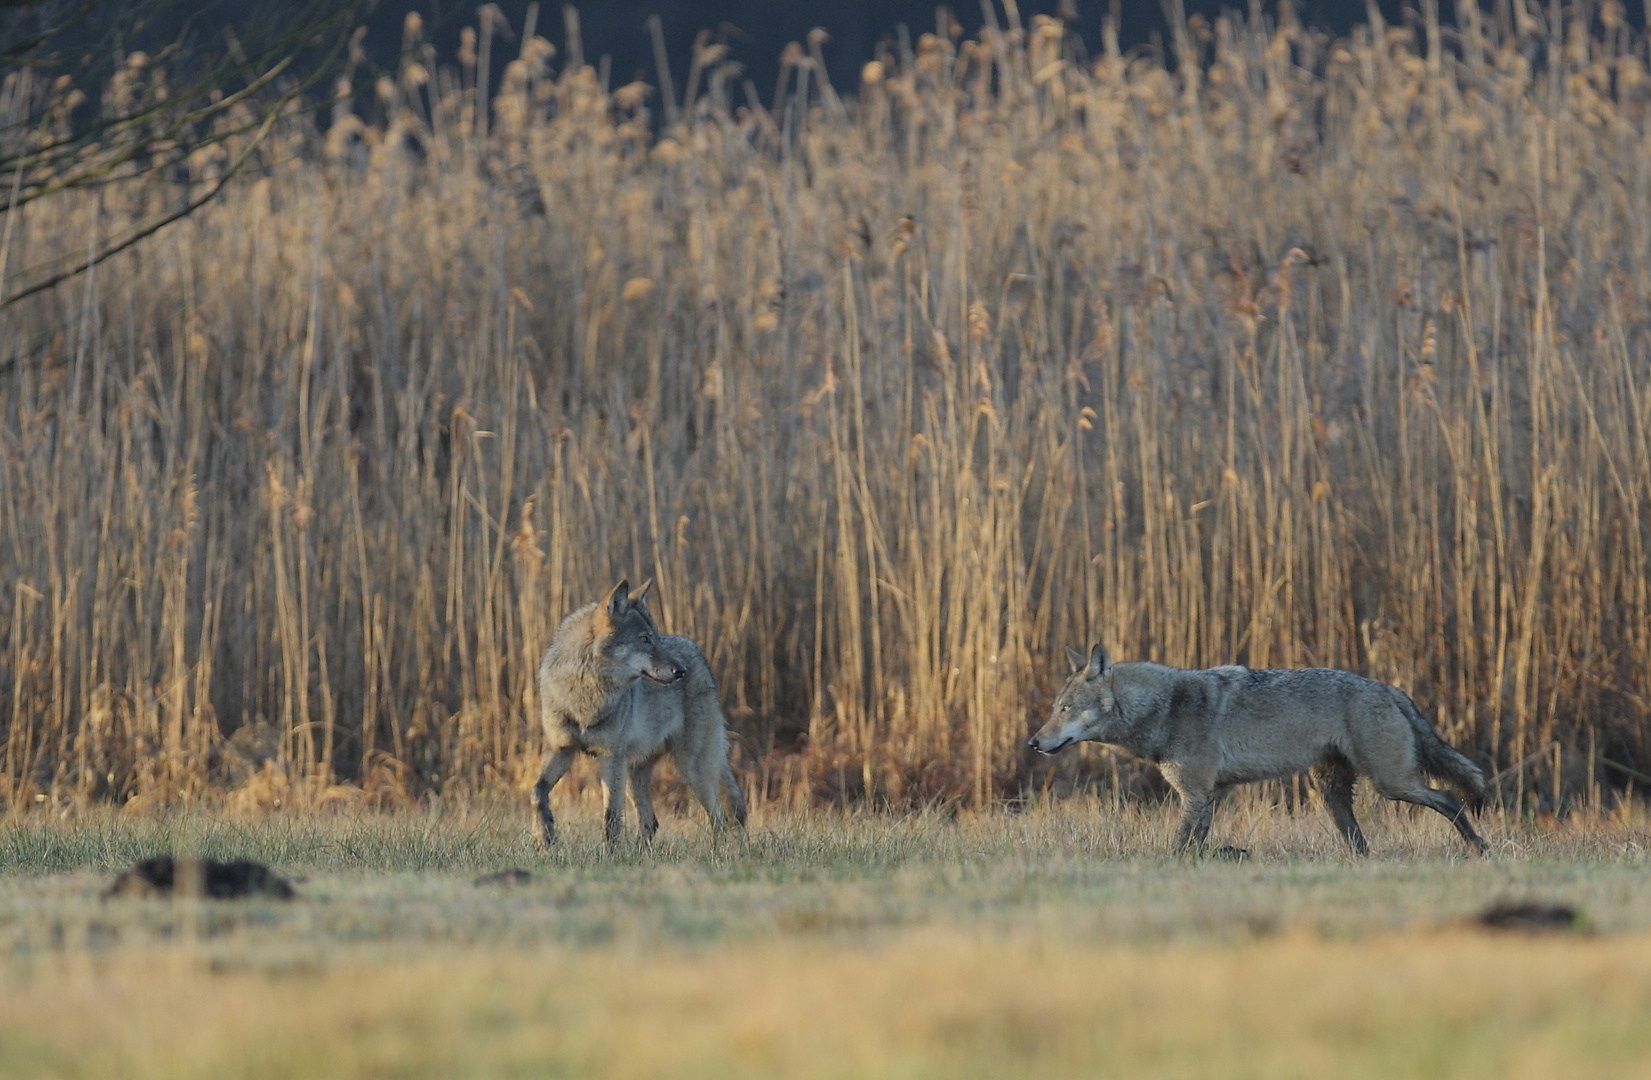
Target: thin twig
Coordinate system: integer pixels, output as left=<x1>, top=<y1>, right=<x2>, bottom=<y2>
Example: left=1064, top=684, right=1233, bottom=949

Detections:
left=0, top=94, right=284, bottom=310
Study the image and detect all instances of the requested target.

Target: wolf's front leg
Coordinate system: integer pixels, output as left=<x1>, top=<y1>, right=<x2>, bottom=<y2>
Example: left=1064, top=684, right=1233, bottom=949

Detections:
left=1172, top=789, right=1217, bottom=854
left=600, top=752, right=629, bottom=849
left=532, top=746, right=576, bottom=846
left=629, top=759, right=660, bottom=844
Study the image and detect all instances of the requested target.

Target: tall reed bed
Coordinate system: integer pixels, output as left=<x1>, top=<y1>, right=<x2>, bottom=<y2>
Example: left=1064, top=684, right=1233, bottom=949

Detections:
left=1, top=3, right=1648, bottom=814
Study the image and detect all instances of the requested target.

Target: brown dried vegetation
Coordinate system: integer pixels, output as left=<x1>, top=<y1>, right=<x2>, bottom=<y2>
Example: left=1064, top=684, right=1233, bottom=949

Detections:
left=1, top=5, right=1649, bottom=815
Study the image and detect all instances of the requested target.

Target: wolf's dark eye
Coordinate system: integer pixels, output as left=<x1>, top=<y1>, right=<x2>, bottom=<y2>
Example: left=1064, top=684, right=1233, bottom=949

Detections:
left=1060, top=703, right=1070, bottom=713
left=639, top=633, right=652, bottom=644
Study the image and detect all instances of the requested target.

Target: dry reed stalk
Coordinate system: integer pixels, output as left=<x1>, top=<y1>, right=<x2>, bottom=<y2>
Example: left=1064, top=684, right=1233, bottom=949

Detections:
left=0, top=6, right=1647, bottom=815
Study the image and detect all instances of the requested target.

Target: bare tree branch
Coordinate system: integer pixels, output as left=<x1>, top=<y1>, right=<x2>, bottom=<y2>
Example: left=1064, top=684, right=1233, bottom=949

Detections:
left=0, top=0, right=364, bottom=304
left=0, top=92, right=284, bottom=309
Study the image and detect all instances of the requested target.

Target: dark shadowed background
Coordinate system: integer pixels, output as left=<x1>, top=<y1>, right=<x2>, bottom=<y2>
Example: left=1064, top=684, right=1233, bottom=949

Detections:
left=357, top=1, right=1417, bottom=96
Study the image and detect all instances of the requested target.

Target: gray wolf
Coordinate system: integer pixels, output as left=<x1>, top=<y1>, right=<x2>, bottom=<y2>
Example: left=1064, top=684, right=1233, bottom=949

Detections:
left=533, top=578, right=747, bottom=847
left=1028, top=645, right=1488, bottom=855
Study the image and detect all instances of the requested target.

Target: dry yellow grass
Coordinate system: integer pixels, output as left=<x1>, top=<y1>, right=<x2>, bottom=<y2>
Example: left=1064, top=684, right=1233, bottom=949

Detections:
left=5, top=932, right=1651, bottom=1080
left=2, top=806, right=1650, bottom=1079
left=0, top=4, right=1648, bottom=815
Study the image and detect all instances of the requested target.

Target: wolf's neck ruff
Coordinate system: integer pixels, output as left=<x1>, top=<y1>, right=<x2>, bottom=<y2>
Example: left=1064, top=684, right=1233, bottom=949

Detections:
left=578, top=689, right=634, bottom=733
left=540, top=629, right=621, bottom=726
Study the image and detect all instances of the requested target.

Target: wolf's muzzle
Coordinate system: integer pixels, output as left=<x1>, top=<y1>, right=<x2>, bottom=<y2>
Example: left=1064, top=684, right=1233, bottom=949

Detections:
left=1028, top=736, right=1073, bottom=755
left=646, top=665, right=688, bottom=684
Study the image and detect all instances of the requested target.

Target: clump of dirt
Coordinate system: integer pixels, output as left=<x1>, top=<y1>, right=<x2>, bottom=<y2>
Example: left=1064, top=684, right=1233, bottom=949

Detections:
left=1475, top=902, right=1581, bottom=933
left=474, top=868, right=533, bottom=886
left=104, top=855, right=296, bottom=900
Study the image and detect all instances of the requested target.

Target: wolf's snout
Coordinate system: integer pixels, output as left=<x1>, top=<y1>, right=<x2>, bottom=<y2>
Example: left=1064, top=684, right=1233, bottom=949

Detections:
left=643, top=663, right=688, bottom=685
left=1028, top=734, right=1072, bottom=755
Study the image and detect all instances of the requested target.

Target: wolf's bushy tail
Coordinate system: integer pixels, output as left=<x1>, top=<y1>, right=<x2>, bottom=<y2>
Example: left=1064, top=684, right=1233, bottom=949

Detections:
left=1396, top=691, right=1488, bottom=813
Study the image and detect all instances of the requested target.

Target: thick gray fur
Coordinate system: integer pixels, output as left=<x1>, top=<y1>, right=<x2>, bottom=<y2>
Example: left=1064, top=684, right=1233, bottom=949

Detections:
left=533, top=578, right=747, bottom=847
left=1029, top=645, right=1489, bottom=856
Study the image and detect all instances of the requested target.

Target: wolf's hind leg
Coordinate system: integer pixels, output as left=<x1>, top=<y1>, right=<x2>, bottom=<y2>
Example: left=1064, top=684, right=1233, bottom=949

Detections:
left=532, top=747, right=576, bottom=847
left=629, top=759, right=660, bottom=844
left=1312, top=755, right=1369, bottom=856
left=1389, top=784, right=1489, bottom=854
left=720, top=762, right=748, bottom=828
left=599, top=753, right=629, bottom=849
left=681, top=759, right=730, bottom=831
left=1374, top=766, right=1490, bottom=854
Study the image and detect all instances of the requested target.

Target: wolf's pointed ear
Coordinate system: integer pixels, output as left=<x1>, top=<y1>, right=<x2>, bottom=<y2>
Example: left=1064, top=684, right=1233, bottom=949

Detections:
left=1087, top=644, right=1112, bottom=678
left=1065, top=646, right=1087, bottom=673
left=605, top=579, right=631, bottom=619
left=628, top=578, right=654, bottom=606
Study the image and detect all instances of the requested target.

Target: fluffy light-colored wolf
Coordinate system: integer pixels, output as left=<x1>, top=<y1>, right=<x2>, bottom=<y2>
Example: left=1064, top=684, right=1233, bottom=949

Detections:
left=533, top=579, right=747, bottom=847
left=1029, top=645, right=1489, bottom=855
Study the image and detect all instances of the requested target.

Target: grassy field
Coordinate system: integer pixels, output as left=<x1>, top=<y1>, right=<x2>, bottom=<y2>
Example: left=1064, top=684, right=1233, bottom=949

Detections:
left=2, top=802, right=1650, bottom=1078
left=5, top=2, right=1651, bottom=816
left=6, top=4, right=1651, bottom=1073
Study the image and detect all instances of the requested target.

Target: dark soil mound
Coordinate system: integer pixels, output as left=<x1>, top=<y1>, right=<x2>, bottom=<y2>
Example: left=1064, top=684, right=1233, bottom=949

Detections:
left=474, top=868, right=533, bottom=886
left=105, top=855, right=296, bottom=900
left=1476, top=902, right=1580, bottom=933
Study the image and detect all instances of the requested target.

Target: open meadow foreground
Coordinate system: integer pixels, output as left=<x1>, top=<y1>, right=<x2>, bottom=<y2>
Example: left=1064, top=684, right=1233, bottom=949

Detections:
left=2, top=804, right=1651, bottom=1079
left=8, top=0, right=1651, bottom=1075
